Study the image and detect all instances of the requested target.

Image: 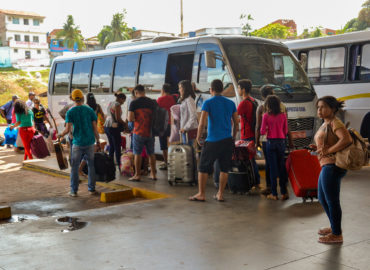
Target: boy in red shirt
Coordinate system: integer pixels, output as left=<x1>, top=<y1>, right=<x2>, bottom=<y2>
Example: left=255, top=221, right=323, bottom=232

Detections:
left=237, top=79, right=261, bottom=189
left=157, top=83, right=177, bottom=169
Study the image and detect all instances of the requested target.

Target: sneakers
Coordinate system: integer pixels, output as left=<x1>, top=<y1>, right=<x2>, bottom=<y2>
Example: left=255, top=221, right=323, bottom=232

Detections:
left=318, top=233, right=343, bottom=244
left=69, top=191, right=77, bottom=197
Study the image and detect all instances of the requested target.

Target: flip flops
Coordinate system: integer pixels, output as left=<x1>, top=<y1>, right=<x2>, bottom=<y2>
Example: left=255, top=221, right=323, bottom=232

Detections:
left=188, top=196, right=205, bottom=202
left=213, top=194, right=225, bottom=202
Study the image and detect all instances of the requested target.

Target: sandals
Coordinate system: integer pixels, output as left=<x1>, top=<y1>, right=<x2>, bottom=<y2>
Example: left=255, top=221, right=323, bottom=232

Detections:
left=266, top=194, right=279, bottom=200
left=188, top=196, right=205, bottom=202
left=318, top=227, right=332, bottom=236
left=318, top=233, right=343, bottom=244
left=213, top=194, right=225, bottom=202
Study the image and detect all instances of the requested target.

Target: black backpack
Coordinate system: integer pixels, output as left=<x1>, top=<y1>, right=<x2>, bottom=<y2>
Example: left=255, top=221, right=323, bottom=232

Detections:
left=151, top=101, right=169, bottom=137
left=83, top=152, right=116, bottom=182
left=243, top=97, right=258, bottom=136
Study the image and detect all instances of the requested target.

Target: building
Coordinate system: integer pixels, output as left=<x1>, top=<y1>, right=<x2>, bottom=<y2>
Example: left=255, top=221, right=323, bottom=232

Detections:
left=321, top=28, right=336, bottom=36
left=47, top=29, right=77, bottom=59
left=270, top=19, right=297, bottom=36
left=0, top=9, right=49, bottom=67
left=83, top=36, right=103, bottom=52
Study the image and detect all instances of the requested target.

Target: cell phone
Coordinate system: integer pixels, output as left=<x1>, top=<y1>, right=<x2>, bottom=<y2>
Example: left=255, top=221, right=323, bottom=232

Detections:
left=304, top=146, right=316, bottom=151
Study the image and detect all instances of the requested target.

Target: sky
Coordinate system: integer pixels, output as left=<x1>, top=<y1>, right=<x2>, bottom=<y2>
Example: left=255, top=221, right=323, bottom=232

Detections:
left=1, top=0, right=366, bottom=37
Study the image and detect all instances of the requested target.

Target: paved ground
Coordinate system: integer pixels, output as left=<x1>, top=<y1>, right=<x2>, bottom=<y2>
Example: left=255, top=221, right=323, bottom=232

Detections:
left=0, top=141, right=370, bottom=269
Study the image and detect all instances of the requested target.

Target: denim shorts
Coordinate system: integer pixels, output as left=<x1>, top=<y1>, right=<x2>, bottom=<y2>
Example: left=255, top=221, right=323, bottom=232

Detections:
left=132, top=134, right=155, bottom=155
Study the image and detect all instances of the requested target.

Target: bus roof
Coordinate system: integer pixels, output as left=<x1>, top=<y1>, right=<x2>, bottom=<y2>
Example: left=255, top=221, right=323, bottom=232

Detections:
left=52, top=35, right=284, bottom=63
left=284, top=30, right=370, bottom=50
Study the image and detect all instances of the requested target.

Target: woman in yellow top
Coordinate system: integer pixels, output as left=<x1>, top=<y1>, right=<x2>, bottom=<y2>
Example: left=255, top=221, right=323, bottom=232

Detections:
left=309, top=96, right=352, bottom=244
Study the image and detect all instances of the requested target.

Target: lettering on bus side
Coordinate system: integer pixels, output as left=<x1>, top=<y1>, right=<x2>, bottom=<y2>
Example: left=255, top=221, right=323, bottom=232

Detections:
left=286, top=107, right=306, bottom=112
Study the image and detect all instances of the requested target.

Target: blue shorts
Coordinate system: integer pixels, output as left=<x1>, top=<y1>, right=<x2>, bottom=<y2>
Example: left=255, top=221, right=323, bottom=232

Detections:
left=132, top=134, right=155, bottom=156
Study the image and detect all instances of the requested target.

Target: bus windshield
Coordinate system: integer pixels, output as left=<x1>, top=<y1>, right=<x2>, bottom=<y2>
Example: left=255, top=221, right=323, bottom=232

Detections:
left=223, top=42, right=315, bottom=102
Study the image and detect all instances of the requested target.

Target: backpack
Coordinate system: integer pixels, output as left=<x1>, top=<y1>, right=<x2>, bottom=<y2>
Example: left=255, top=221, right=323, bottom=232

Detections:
left=83, top=152, right=116, bottom=182
left=242, top=97, right=258, bottom=136
left=326, top=125, right=369, bottom=170
left=151, top=101, right=169, bottom=137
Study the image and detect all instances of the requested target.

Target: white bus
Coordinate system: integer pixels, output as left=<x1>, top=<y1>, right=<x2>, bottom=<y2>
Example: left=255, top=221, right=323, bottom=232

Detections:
left=285, top=30, right=370, bottom=130
left=48, top=35, right=317, bottom=148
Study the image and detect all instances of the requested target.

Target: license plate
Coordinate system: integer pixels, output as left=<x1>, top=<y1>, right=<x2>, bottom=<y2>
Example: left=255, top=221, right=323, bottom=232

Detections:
left=291, top=131, right=306, bottom=139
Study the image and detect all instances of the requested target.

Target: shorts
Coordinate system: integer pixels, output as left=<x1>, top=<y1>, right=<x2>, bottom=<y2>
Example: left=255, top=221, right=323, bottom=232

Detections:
left=132, top=134, right=155, bottom=156
left=159, top=125, right=171, bottom=150
left=198, top=137, right=233, bottom=174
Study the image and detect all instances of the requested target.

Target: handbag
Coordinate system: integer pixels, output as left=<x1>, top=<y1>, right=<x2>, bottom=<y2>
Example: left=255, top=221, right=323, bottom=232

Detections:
left=325, top=122, right=368, bottom=170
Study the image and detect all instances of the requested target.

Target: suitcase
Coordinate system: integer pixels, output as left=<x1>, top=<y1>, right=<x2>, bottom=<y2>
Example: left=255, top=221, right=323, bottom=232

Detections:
left=83, top=152, right=116, bottom=182
left=30, top=134, right=50, bottom=158
left=4, top=126, right=17, bottom=145
left=168, top=133, right=196, bottom=185
left=228, top=145, right=256, bottom=194
left=54, top=141, right=68, bottom=170
left=286, top=149, right=321, bottom=202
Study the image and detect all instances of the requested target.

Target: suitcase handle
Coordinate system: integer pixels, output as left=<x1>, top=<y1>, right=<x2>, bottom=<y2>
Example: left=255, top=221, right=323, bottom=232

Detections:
left=179, top=131, right=189, bottom=145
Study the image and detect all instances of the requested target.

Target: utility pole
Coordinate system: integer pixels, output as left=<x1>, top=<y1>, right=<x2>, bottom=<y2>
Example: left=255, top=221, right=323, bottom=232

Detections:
left=180, top=0, right=184, bottom=36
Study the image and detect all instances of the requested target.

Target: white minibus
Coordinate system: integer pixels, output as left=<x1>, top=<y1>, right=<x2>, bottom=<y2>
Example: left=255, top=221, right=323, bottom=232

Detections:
left=48, top=35, right=318, bottom=148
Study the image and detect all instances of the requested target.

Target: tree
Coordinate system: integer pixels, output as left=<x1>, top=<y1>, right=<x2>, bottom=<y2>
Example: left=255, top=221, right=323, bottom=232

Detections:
left=98, top=10, right=132, bottom=48
left=240, top=13, right=254, bottom=36
left=56, top=15, right=85, bottom=51
left=341, top=0, right=370, bottom=33
left=300, top=28, right=310, bottom=39
left=310, top=27, right=323, bottom=38
left=251, top=23, right=291, bottom=39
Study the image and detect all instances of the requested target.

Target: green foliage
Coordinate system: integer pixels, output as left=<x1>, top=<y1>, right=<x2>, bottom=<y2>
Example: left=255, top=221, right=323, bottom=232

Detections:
left=341, top=0, right=370, bottom=33
left=310, top=27, right=323, bottom=38
left=56, top=15, right=85, bottom=50
left=251, top=23, right=291, bottom=39
left=240, top=13, right=254, bottom=36
left=98, top=9, right=132, bottom=48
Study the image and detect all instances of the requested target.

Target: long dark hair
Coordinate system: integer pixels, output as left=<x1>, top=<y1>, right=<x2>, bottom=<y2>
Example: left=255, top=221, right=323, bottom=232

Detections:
left=179, top=80, right=195, bottom=101
left=265, top=95, right=281, bottom=115
left=86, top=93, right=97, bottom=111
left=13, top=100, right=28, bottom=115
left=316, top=96, right=344, bottom=114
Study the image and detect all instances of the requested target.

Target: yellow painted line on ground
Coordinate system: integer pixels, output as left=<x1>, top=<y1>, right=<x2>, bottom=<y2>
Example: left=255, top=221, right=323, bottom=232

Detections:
left=337, top=93, right=370, bottom=101
left=0, top=206, right=11, bottom=220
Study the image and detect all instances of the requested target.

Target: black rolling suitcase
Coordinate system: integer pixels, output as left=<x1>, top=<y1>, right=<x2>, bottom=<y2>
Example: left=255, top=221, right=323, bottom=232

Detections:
left=83, top=152, right=116, bottom=182
left=228, top=144, right=255, bottom=194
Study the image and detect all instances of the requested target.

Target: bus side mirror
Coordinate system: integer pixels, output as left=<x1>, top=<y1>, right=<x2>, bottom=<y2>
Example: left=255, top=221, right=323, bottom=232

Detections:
left=205, top=51, right=216, bottom=68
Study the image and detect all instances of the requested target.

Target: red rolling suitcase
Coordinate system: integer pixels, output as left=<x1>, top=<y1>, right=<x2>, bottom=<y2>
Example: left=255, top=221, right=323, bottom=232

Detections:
left=31, top=134, right=50, bottom=159
left=286, top=149, right=321, bottom=202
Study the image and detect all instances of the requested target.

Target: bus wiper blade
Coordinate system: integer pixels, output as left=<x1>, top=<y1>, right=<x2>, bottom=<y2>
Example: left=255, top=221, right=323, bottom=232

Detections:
left=271, top=84, right=293, bottom=98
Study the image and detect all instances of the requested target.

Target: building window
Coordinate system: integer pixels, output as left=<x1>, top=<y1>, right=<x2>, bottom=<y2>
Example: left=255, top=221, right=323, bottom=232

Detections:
left=33, top=19, right=40, bottom=26
left=24, top=18, right=29, bottom=25
left=14, top=35, right=21, bottom=41
left=33, top=36, right=39, bottom=43
left=12, top=18, right=20, bottom=24
left=52, top=40, right=58, bottom=46
left=24, top=35, right=30, bottom=42
left=25, top=51, right=31, bottom=59
left=37, top=50, right=41, bottom=54
left=14, top=49, right=18, bottom=53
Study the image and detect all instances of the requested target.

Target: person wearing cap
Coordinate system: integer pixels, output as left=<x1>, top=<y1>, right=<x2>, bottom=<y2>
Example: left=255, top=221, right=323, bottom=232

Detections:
left=59, top=89, right=100, bottom=197
left=26, top=92, right=36, bottom=109
left=0, top=95, right=19, bottom=124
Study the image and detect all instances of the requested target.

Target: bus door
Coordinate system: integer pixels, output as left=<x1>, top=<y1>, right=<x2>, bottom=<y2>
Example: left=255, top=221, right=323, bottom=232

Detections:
left=165, top=45, right=196, bottom=94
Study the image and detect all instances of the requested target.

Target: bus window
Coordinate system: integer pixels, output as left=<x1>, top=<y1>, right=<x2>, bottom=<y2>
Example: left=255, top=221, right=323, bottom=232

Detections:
left=113, top=54, right=139, bottom=94
left=71, top=59, right=92, bottom=93
left=360, top=44, right=370, bottom=81
left=53, top=62, right=72, bottom=94
left=138, top=51, right=167, bottom=92
left=91, top=56, right=114, bottom=94
left=307, top=50, right=321, bottom=83
left=198, top=52, right=232, bottom=96
left=320, top=47, right=345, bottom=82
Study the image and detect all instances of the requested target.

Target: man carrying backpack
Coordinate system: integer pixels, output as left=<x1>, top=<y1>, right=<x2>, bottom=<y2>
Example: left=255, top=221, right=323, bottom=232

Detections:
left=237, top=79, right=261, bottom=189
left=128, top=84, right=156, bottom=181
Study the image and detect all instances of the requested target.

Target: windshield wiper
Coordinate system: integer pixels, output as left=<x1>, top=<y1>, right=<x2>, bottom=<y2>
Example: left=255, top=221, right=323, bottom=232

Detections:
left=264, top=84, right=293, bottom=98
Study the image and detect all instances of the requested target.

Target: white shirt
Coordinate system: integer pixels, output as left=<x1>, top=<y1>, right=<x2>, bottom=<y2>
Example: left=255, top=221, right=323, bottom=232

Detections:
left=180, top=96, right=198, bottom=131
left=26, top=99, right=34, bottom=109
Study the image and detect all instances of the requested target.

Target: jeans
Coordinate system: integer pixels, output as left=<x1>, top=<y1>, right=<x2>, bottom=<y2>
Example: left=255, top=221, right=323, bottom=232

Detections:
left=262, top=142, right=270, bottom=188
left=181, top=133, right=194, bottom=146
left=318, top=164, right=346, bottom=235
left=104, top=127, right=122, bottom=166
left=71, top=144, right=95, bottom=193
left=243, top=138, right=260, bottom=185
left=266, top=139, right=288, bottom=196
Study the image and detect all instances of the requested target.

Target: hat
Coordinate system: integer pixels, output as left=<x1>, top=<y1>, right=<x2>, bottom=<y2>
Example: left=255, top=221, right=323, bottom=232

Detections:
left=12, top=95, right=19, bottom=99
left=29, top=92, right=35, bottom=96
left=71, top=89, right=84, bottom=101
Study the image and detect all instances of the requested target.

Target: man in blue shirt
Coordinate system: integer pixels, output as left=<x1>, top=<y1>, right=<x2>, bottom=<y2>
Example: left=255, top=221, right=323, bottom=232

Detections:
left=0, top=95, right=19, bottom=124
left=59, top=89, right=100, bottom=197
left=189, top=79, right=238, bottom=202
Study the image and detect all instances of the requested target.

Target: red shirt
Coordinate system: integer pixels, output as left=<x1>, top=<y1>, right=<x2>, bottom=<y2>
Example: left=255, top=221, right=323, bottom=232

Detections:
left=157, top=95, right=176, bottom=124
left=237, top=97, right=255, bottom=140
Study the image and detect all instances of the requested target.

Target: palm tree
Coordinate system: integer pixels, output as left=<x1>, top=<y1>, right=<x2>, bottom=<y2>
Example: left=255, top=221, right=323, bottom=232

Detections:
left=98, top=10, right=132, bottom=48
left=56, top=15, right=85, bottom=51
